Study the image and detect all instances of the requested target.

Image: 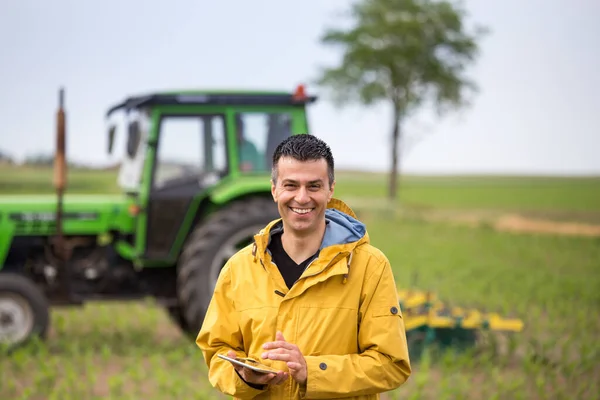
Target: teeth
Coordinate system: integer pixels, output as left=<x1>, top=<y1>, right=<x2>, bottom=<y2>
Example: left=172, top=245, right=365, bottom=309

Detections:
left=291, top=208, right=312, bottom=214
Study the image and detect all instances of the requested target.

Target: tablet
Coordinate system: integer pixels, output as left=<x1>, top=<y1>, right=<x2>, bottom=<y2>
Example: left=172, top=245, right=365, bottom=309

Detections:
left=217, top=354, right=282, bottom=375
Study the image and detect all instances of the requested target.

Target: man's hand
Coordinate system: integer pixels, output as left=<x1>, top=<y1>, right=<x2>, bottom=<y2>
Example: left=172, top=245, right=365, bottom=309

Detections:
left=262, top=331, right=307, bottom=385
left=226, top=350, right=288, bottom=386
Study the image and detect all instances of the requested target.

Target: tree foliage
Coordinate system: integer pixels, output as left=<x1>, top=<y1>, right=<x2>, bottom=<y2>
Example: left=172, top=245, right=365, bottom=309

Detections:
left=0, top=148, right=15, bottom=164
left=315, top=0, right=489, bottom=200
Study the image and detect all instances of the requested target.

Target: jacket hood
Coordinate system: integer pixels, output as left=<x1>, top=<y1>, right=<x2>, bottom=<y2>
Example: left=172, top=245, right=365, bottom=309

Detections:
left=320, top=203, right=366, bottom=249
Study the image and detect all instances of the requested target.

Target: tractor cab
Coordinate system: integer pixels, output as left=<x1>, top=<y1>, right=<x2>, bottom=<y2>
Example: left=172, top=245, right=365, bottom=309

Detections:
left=0, top=85, right=321, bottom=348
left=104, top=86, right=316, bottom=264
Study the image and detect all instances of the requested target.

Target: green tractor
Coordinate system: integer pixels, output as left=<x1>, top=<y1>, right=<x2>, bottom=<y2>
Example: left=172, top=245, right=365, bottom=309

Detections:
left=0, top=85, right=316, bottom=348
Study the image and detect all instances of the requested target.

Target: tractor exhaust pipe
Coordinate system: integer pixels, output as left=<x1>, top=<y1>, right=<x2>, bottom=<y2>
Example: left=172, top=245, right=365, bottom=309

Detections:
left=54, top=87, right=66, bottom=253
left=51, top=87, right=74, bottom=303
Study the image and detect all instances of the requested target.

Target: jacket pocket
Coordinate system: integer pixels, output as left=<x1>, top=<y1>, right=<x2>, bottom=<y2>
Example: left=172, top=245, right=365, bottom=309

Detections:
left=296, top=306, right=359, bottom=355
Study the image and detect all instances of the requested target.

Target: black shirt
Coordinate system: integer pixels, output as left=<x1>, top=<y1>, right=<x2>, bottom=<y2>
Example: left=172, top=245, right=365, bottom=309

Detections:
left=268, top=229, right=319, bottom=289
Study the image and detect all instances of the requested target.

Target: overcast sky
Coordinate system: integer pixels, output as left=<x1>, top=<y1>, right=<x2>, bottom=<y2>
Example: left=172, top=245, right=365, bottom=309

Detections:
left=1, top=0, right=598, bottom=175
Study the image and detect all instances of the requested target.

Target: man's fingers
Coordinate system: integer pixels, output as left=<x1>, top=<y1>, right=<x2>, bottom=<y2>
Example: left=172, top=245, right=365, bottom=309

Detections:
left=287, top=361, right=302, bottom=370
left=262, top=347, right=286, bottom=355
left=262, top=346, right=300, bottom=361
left=221, top=351, right=290, bottom=386
left=259, top=332, right=307, bottom=385
left=261, top=347, right=289, bottom=358
left=262, top=351, right=293, bottom=362
left=269, top=371, right=289, bottom=385
left=262, top=340, right=296, bottom=350
left=241, top=369, right=276, bottom=384
left=259, top=373, right=277, bottom=384
left=262, top=331, right=296, bottom=351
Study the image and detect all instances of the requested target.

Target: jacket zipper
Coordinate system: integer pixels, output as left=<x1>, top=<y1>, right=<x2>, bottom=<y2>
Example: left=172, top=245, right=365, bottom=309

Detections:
left=260, top=255, right=288, bottom=296
left=261, top=251, right=349, bottom=298
left=300, top=251, right=345, bottom=279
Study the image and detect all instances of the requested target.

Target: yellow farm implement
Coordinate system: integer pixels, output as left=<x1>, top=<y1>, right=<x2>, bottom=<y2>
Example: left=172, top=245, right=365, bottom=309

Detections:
left=398, top=288, right=524, bottom=357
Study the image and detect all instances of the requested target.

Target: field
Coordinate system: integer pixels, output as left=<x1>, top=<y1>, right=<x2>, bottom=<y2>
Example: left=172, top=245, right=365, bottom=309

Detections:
left=1, top=165, right=599, bottom=399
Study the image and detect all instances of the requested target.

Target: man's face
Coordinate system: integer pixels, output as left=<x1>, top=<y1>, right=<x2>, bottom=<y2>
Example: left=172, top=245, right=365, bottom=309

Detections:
left=271, top=156, right=334, bottom=237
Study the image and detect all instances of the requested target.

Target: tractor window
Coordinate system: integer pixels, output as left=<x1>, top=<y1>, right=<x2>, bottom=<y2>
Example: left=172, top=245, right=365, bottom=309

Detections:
left=153, top=114, right=227, bottom=189
left=235, top=112, right=292, bottom=173
left=126, top=120, right=141, bottom=158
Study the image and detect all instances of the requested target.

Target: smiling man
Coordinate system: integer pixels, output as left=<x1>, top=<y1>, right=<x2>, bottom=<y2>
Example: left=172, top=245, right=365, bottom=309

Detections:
left=196, top=134, right=411, bottom=399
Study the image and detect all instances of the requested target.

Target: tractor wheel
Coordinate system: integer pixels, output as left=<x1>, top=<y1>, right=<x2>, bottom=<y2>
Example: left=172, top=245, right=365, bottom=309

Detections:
left=165, top=305, right=190, bottom=334
left=0, top=273, right=50, bottom=350
left=175, top=196, right=279, bottom=337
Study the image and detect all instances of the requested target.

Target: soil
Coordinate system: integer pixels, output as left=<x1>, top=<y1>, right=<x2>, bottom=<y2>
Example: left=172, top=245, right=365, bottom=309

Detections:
left=349, top=196, right=600, bottom=238
left=416, top=209, right=600, bottom=237
left=493, top=214, right=600, bottom=237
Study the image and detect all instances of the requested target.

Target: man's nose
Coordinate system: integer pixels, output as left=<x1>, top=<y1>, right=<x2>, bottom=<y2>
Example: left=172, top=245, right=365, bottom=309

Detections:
left=295, top=186, right=310, bottom=203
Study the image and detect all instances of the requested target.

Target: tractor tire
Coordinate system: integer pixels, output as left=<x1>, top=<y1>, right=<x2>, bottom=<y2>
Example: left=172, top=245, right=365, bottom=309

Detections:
left=0, top=273, right=50, bottom=350
left=175, top=196, right=279, bottom=337
left=165, top=305, right=190, bottom=333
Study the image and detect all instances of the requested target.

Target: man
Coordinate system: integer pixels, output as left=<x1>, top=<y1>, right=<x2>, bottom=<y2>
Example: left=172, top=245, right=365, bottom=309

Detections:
left=196, top=134, right=411, bottom=399
left=236, top=114, right=265, bottom=172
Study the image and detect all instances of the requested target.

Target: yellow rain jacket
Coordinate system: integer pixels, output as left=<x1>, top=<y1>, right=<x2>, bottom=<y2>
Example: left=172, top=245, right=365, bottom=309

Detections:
left=196, top=198, right=411, bottom=399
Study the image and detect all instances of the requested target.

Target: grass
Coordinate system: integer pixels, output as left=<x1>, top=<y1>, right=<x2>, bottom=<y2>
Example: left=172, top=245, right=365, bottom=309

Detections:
left=1, top=302, right=224, bottom=399
left=1, top=166, right=599, bottom=399
left=333, top=171, right=600, bottom=224
left=0, top=165, right=121, bottom=195
left=3, top=165, right=600, bottom=216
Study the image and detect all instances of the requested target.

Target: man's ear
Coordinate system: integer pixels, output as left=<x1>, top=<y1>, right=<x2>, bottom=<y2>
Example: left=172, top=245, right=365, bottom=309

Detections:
left=271, top=180, right=277, bottom=202
left=328, top=180, right=336, bottom=202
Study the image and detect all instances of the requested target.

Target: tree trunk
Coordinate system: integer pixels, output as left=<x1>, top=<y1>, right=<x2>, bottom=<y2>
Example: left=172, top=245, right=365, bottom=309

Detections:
left=389, top=106, right=402, bottom=201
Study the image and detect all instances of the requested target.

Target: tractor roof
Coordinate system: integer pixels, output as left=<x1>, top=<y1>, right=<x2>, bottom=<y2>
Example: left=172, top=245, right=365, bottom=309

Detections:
left=105, top=87, right=317, bottom=118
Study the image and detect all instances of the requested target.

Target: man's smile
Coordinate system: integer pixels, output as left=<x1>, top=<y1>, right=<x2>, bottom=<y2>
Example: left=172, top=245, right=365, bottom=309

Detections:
left=290, top=207, right=314, bottom=215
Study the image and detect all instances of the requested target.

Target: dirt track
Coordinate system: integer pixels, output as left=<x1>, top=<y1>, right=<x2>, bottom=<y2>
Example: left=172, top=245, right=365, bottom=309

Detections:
left=423, top=211, right=600, bottom=237
left=493, top=214, right=600, bottom=237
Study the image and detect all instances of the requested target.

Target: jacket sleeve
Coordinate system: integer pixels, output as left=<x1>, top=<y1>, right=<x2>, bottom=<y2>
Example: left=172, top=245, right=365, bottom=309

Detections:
left=302, top=256, right=412, bottom=398
left=196, top=263, right=268, bottom=399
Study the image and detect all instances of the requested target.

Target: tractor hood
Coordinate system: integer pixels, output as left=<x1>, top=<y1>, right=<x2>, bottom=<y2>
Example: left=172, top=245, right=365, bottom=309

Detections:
left=0, top=194, right=136, bottom=236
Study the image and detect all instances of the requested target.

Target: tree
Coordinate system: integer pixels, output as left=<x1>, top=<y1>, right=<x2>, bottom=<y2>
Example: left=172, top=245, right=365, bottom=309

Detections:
left=314, top=0, right=489, bottom=200
left=0, top=148, right=15, bottom=165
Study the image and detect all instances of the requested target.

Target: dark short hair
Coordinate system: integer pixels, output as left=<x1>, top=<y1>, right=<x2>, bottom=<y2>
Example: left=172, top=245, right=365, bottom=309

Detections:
left=271, top=134, right=335, bottom=186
